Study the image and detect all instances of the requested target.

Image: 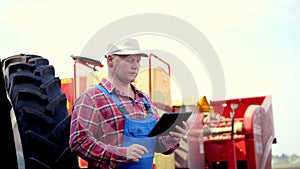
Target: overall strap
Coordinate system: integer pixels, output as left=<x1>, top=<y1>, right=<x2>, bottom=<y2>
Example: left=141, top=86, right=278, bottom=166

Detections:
left=96, top=85, right=129, bottom=114
left=141, top=97, right=153, bottom=115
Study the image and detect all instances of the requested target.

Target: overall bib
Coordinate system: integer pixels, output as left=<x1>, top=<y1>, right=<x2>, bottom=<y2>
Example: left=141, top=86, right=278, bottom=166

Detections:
left=97, top=85, right=157, bottom=169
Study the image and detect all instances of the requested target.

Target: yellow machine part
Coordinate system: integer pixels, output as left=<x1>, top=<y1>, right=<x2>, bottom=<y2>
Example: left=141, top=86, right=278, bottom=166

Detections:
left=197, top=96, right=210, bottom=112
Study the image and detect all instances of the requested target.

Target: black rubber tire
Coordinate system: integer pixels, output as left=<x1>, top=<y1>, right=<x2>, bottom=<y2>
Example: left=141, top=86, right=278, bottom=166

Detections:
left=2, top=54, right=79, bottom=169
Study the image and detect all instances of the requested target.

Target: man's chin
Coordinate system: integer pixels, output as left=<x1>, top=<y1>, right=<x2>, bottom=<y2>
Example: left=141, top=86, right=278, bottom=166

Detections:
left=130, top=77, right=137, bottom=83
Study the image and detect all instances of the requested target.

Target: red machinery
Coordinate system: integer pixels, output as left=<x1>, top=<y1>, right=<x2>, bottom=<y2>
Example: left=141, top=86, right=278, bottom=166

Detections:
left=188, top=95, right=276, bottom=169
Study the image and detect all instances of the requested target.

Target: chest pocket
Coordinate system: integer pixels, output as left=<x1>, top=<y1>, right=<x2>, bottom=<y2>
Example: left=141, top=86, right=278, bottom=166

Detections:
left=125, top=115, right=156, bottom=138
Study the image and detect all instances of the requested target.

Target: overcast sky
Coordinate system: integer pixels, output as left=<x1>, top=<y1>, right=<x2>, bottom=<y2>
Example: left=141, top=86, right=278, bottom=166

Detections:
left=1, top=0, right=299, bottom=156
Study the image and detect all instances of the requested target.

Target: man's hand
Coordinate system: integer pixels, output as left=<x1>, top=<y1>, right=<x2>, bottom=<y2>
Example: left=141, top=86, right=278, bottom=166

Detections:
left=169, top=121, right=189, bottom=142
left=126, top=144, right=148, bottom=162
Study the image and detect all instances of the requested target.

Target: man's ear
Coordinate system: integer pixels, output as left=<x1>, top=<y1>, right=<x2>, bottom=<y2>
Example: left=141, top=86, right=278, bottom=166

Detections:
left=107, top=55, right=113, bottom=67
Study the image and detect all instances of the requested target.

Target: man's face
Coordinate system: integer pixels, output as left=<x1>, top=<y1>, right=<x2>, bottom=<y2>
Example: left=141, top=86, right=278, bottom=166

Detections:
left=111, top=54, right=142, bottom=83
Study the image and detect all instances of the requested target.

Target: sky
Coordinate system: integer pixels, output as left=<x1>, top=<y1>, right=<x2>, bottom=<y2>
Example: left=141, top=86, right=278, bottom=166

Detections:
left=1, top=0, right=299, bottom=156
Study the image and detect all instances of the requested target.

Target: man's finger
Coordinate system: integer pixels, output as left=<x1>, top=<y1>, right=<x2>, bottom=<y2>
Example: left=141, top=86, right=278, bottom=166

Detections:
left=133, top=144, right=149, bottom=154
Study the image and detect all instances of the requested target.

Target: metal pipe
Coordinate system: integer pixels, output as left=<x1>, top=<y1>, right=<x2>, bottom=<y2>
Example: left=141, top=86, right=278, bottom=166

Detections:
left=230, top=103, right=239, bottom=140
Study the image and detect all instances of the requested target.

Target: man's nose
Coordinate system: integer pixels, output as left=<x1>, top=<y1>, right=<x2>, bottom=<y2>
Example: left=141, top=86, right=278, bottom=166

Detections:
left=132, top=62, right=140, bottom=69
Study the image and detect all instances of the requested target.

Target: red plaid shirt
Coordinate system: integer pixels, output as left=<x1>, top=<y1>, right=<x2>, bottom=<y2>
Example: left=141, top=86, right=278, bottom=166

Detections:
left=69, top=78, right=179, bottom=169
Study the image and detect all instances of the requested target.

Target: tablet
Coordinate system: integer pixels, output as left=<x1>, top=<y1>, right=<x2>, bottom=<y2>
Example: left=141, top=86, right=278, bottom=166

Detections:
left=147, top=112, right=192, bottom=137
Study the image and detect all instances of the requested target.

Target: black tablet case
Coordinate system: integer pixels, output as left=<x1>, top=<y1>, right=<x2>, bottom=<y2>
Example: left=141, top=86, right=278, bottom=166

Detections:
left=148, top=112, right=192, bottom=137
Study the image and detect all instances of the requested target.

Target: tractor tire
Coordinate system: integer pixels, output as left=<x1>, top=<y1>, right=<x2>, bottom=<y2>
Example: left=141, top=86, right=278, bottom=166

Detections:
left=2, top=54, right=79, bottom=169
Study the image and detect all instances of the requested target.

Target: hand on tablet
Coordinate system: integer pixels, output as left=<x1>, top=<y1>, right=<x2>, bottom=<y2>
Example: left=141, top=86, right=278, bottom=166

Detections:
left=169, top=121, right=189, bottom=142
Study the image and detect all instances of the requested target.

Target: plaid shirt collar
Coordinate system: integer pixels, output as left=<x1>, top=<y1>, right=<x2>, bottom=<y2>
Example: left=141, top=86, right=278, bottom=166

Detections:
left=99, top=78, right=145, bottom=97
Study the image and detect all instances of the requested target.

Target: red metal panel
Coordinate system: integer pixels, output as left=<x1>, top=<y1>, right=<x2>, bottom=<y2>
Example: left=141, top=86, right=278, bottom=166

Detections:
left=201, top=95, right=275, bottom=169
left=61, top=78, right=74, bottom=114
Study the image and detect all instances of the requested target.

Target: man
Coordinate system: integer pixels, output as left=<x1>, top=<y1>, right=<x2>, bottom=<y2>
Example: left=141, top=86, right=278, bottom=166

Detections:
left=69, top=38, right=188, bottom=169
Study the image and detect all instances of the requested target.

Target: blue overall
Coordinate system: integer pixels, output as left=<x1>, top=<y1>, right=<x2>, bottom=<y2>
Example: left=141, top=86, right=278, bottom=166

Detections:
left=96, top=85, right=157, bottom=169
